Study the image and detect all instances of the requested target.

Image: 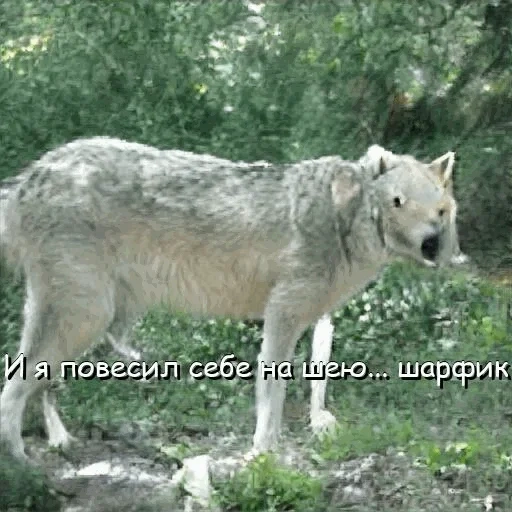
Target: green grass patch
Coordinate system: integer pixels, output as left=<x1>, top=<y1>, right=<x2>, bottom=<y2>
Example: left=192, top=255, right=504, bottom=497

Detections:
left=213, top=453, right=325, bottom=512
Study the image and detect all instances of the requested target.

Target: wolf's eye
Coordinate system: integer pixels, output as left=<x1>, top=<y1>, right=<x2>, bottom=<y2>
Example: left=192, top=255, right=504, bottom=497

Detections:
left=393, top=196, right=402, bottom=208
left=438, top=208, right=446, bottom=217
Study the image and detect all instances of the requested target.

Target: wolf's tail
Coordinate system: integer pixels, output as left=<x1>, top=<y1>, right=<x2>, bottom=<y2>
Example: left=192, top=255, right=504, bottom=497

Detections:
left=0, top=175, right=24, bottom=273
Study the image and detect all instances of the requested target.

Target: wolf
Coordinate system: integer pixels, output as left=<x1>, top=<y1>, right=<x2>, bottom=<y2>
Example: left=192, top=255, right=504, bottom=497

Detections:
left=0, top=137, right=464, bottom=462
left=94, top=149, right=468, bottom=436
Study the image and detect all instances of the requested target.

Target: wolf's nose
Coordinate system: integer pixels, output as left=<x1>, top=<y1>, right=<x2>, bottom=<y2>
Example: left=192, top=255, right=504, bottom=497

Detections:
left=421, top=233, right=440, bottom=261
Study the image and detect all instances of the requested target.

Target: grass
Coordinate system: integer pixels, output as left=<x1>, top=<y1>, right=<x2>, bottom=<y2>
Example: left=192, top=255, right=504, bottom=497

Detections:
left=0, top=261, right=511, bottom=510
left=0, top=444, right=62, bottom=511
left=213, top=453, right=326, bottom=511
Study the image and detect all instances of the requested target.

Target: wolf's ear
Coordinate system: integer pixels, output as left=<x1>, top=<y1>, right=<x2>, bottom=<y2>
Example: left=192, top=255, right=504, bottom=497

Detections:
left=429, top=151, right=455, bottom=187
left=362, top=145, right=394, bottom=179
left=331, top=171, right=362, bottom=209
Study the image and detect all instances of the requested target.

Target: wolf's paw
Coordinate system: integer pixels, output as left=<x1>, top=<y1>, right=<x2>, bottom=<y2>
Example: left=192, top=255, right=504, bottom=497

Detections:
left=48, top=428, right=78, bottom=451
left=451, top=252, right=469, bottom=265
left=243, top=447, right=262, bottom=464
left=310, top=409, right=338, bottom=437
left=243, top=444, right=278, bottom=466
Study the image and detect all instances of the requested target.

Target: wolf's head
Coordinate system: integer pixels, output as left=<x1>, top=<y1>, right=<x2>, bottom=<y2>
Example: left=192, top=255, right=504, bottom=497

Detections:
left=361, top=145, right=463, bottom=268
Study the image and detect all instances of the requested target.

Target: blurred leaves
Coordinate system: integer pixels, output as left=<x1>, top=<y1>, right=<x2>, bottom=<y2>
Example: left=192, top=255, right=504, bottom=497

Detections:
left=0, top=0, right=510, bottom=266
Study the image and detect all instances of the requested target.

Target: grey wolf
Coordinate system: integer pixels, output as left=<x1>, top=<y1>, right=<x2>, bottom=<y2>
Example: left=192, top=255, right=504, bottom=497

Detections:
left=101, top=149, right=468, bottom=436
left=0, top=137, right=464, bottom=462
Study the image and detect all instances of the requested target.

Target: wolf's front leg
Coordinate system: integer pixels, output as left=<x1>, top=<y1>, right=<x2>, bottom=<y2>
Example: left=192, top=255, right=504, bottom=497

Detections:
left=252, top=306, right=308, bottom=453
left=310, top=314, right=338, bottom=435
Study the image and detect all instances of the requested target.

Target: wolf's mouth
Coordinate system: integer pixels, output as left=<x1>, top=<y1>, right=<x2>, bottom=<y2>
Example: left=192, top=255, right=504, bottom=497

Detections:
left=421, top=234, right=440, bottom=262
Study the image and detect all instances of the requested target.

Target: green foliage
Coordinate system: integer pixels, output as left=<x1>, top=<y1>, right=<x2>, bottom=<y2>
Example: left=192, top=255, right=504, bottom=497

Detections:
left=455, top=133, right=512, bottom=269
left=0, top=445, right=61, bottom=511
left=214, top=454, right=325, bottom=512
left=416, top=440, right=482, bottom=475
left=317, top=415, right=415, bottom=461
left=0, top=266, right=22, bottom=356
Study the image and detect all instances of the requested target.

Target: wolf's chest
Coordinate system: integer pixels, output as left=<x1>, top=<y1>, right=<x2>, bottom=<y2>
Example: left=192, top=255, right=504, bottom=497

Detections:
left=323, top=262, right=385, bottom=313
